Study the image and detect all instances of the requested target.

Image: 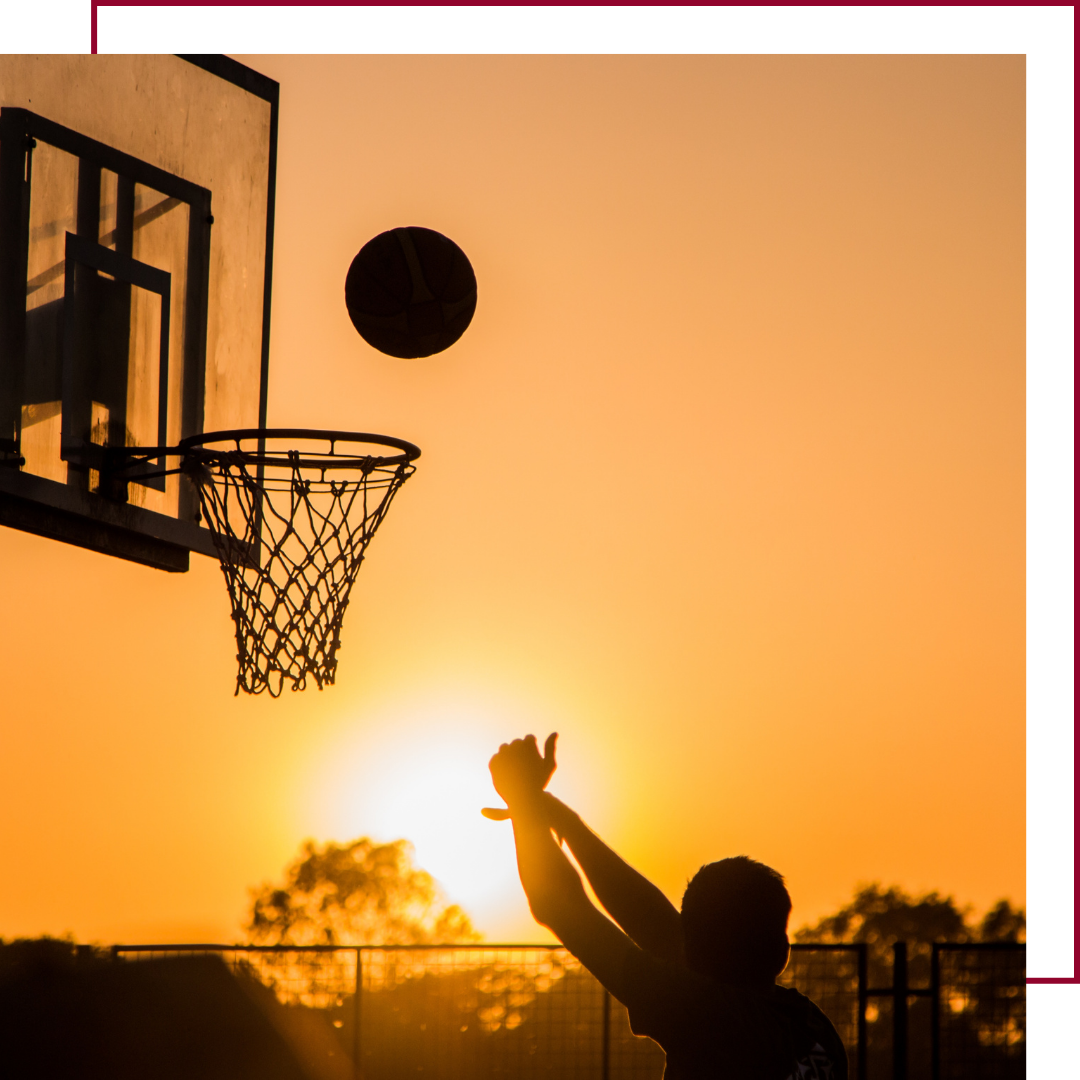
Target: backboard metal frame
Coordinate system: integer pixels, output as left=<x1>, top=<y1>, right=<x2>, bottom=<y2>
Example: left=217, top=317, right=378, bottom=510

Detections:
left=62, top=230, right=173, bottom=491
left=180, top=53, right=278, bottom=438
left=0, top=55, right=278, bottom=572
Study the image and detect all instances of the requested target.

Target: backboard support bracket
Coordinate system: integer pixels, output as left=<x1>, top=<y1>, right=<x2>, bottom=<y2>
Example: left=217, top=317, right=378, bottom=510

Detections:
left=0, top=465, right=218, bottom=571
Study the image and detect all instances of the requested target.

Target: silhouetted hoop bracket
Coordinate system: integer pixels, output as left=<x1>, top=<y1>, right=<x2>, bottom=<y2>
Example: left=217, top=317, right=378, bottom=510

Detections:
left=111, top=428, right=420, bottom=697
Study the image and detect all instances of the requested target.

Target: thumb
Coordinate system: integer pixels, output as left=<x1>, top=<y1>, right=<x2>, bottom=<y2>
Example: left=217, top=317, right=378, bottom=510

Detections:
left=481, top=806, right=512, bottom=821
left=543, top=732, right=558, bottom=768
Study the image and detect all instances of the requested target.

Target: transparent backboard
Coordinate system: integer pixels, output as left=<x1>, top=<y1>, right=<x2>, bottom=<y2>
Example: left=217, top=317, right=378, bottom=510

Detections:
left=0, top=55, right=276, bottom=571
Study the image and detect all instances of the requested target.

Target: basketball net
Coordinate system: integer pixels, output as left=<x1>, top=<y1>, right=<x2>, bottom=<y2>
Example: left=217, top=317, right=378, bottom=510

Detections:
left=183, top=438, right=415, bottom=696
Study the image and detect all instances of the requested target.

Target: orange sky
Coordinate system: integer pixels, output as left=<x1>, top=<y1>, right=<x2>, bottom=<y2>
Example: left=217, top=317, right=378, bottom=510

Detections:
left=0, top=54, right=1024, bottom=945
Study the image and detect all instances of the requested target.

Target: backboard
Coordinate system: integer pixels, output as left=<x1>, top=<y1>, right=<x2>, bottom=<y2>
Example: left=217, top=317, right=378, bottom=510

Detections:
left=0, top=55, right=277, bottom=571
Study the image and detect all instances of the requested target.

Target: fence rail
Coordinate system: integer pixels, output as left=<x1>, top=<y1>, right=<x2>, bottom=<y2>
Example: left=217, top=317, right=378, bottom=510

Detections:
left=112, top=941, right=1024, bottom=1079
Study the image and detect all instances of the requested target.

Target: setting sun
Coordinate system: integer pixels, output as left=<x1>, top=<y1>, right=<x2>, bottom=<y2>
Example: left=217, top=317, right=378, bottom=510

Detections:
left=306, top=710, right=523, bottom=931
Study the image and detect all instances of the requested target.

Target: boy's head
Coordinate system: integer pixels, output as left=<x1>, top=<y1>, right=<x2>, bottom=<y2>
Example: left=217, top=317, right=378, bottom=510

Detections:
left=681, top=856, right=791, bottom=985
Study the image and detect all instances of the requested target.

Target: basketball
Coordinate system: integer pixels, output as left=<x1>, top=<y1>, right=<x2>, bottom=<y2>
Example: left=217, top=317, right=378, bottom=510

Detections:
left=345, top=227, right=477, bottom=358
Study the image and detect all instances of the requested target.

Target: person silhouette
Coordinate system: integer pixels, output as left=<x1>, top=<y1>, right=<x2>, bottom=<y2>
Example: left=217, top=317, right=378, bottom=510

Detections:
left=483, top=734, right=847, bottom=1080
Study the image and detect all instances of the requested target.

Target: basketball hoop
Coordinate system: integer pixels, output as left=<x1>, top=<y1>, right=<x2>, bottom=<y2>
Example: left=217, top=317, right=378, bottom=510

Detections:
left=111, top=429, right=419, bottom=696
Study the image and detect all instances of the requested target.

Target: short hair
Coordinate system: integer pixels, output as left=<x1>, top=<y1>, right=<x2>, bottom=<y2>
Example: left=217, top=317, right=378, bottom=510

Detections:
left=681, top=856, right=792, bottom=983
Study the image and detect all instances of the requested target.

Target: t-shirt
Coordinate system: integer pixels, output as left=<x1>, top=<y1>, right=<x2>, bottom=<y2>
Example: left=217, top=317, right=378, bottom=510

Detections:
left=617, top=947, right=848, bottom=1080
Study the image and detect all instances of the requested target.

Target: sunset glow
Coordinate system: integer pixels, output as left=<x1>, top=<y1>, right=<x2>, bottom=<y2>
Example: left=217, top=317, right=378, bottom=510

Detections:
left=1, top=54, right=1025, bottom=947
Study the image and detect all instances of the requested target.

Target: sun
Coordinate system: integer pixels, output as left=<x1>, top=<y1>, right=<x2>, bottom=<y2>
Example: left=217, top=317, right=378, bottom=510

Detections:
left=301, top=702, right=547, bottom=937
left=357, top=739, right=517, bottom=909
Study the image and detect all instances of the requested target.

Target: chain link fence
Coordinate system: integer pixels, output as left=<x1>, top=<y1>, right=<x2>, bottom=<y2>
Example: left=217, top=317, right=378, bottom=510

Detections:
left=112, top=941, right=1024, bottom=1078
left=113, top=942, right=865, bottom=1079
left=932, top=944, right=1025, bottom=1080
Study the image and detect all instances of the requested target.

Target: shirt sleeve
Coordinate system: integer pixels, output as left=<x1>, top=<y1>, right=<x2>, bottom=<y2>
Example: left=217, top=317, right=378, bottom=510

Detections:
left=616, top=944, right=754, bottom=1049
left=616, top=943, right=702, bottom=1044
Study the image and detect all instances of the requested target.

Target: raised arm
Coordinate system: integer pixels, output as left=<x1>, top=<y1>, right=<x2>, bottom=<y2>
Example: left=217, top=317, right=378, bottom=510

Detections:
left=542, top=793, right=683, bottom=963
left=487, top=737, right=636, bottom=997
left=484, top=735, right=683, bottom=964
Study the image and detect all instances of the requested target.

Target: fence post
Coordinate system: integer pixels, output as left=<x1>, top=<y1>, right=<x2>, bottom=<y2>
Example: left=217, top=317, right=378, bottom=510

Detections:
left=856, top=944, right=868, bottom=1080
left=353, top=947, right=363, bottom=1080
left=892, top=941, right=908, bottom=1080
left=930, top=944, right=940, bottom=1080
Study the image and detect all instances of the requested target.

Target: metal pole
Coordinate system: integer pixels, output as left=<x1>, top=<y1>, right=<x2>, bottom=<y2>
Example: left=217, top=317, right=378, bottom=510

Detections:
left=856, top=944, right=868, bottom=1080
left=353, top=947, right=363, bottom=1080
left=601, top=988, right=611, bottom=1080
left=892, top=941, right=908, bottom=1080
left=930, top=944, right=940, bottom=1080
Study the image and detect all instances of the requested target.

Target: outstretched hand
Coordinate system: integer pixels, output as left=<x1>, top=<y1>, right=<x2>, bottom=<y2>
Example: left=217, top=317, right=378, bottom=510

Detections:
left=482, top=733, right=557, bottom=821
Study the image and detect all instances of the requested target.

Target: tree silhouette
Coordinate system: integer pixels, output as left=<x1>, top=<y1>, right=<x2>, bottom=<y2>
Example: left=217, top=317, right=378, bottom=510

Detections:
left=975, top=899, right=1026, bottom=944
left=247, top=837, right=480, bottom=946
left=794, top=883, right=1024, bottom=981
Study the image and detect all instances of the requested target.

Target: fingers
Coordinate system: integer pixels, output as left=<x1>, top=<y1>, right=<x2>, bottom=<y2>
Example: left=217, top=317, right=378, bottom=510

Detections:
left=488, top=734, right=560, bottom=801
left=482, top=804, right=564, bottom=845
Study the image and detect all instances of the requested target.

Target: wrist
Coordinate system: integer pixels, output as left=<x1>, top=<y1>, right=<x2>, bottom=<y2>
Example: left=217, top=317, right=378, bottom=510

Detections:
left=540, top=793, right=583, bottom=838
left=503, top=788, right=547, bottom=817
